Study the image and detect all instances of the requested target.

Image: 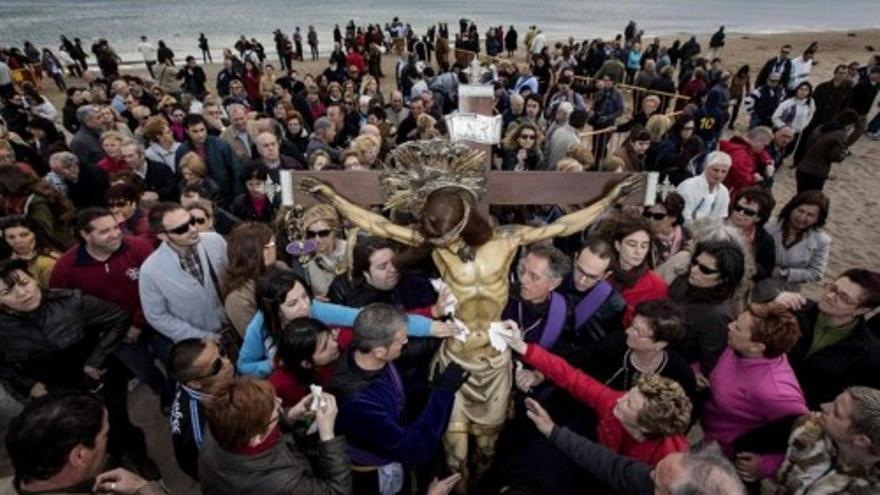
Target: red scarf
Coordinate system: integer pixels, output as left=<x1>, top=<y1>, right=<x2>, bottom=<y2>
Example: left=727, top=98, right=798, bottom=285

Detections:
left=232, top=422, right=281, bottom=456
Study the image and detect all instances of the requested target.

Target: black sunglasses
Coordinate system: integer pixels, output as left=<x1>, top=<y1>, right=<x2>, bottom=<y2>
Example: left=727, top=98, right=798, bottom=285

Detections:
left=165, top=217, right=197, bottom=235
left=643, top=211, right=667, bottom=221
left=733, top=204, right=759, bottom=217
left=191, top=347, right=227, bottom=380
left=691, top=259, right=720, bottom=275
left=192, top=216, right=208, bottom=225
left=305, top=229, right=333, bottom=239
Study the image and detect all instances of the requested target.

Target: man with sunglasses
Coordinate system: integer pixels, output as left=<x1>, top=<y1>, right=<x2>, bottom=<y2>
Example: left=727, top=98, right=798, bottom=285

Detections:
left=774, top=268, right=880, bottom=409
left=139, top=202, right=229, bottom=344
left=168, top=338, right=234, bottom=481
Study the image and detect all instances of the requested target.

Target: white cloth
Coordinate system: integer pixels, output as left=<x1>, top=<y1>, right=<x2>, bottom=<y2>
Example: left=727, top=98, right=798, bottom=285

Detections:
left=488, top=322, right=512, bottom=353
left=676, top=174, right=730, bottom=227
left=429, top=279, right=470, bottom=342
left=377, top=463, right=404, bottom=495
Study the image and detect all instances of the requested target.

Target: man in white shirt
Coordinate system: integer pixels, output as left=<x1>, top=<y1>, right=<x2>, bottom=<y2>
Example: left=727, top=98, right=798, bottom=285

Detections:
left=137, top=36, right=158, bottom=79
left=676, top=151, right=732, bottom=227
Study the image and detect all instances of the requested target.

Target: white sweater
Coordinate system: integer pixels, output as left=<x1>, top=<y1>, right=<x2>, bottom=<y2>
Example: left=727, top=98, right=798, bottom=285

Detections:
left=676, top=174, right=730, bottom=227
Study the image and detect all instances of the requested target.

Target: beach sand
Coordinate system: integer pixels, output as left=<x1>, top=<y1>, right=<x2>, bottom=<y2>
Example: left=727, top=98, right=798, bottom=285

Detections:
left=14, top=28, right=877, bottom=493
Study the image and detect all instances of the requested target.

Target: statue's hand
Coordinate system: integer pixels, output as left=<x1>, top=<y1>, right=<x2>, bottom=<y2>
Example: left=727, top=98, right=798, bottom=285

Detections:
left=613, top=174, right=642, bottom=200
left=298, top=177, right=333, bottom=198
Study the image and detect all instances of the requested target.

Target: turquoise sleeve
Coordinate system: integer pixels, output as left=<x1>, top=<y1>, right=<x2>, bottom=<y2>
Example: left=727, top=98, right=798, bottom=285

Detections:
left=311, top=300, right=432, bottom=337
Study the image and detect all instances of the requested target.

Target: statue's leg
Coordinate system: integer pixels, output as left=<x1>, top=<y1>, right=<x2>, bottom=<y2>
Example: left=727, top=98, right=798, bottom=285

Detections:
left=474, top=430, right=501, bottom=481
left=443, top=391, right=469, bottom=475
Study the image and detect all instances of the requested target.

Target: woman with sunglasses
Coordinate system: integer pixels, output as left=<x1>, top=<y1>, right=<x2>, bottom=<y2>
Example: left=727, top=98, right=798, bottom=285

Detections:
left=186, top=202, right=216, bottom=234
left=598, top=214, right=668, bottom=325
left=238, top=269, right=452, bottom=378
left=727, top=187, right=777, bottom=285
left=0, top=215, right=61, bottom=289
left=762, top=190, right=831, bottom=295
left=288, top=204, right=347, bottom=298
left=669, top=239, right=746, bottom=379
left=645, top=191, right=690, bottom=266
left=501, top=121, right=544, bottom=171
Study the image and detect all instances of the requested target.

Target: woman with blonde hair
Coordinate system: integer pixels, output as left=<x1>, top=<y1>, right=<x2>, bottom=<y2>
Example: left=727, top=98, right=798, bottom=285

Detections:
left=97, top=130, right=131, bottom=174
left=349, top=134, right=382, bottom=169
left=501, top=121, right=544, bottom=170
left=416, top=113, right=440, bottom=140
left=178, top=151, right=220, bottom=198
left=289, top=204, right=349, bottom=298
left=359, top=75, right=384, bottom=107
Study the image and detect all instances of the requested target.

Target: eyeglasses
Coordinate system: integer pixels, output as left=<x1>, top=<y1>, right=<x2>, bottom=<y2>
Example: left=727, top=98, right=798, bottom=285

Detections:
left=643, top=211, right=667, bottom=221
left=192, top=216, right=208, bottom=225
left=733, top=204, right=759, bottom=217
left=691, top=259, right=720, bottom=275
left=191, top=348, right=227, bottom=380
left=305, top=229, right=333, bottom=239
left=824, top=282, right=859, bottom=306
left=519, top=134, right=536, bottom=140
left=165, top=217, right=197, bottom=235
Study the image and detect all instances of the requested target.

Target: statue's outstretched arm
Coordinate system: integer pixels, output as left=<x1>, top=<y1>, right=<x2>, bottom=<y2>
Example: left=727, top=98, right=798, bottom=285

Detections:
left=300, top=177, right=424, bottom=247
left=513, top=175, right=640, bottom=246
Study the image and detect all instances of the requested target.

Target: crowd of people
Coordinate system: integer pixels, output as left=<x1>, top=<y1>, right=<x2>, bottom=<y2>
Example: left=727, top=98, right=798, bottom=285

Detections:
left=0, top=14, right=879, bottom=495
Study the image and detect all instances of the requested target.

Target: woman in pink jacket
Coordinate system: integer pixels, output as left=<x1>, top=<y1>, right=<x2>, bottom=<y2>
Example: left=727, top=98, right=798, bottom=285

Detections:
left=701, top=302, right=808, bottom=481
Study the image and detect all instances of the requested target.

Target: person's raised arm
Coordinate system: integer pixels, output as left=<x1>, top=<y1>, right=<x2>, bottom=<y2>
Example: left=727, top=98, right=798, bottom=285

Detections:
left=300, top=177, right=424, bottom=247
left=514, top=175, right=639, bottom=246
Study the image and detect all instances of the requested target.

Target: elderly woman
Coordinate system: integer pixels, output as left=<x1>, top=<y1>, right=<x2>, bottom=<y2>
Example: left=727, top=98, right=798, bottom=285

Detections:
left=199, top=376, right=350, bottom=494
left=143, top=115, right=180, bottom=171
left=289, top=204, right=348, bottom=298
left=761, top=190, right=831, bottom=295
left=590, top=299, right=697, bottom=400
left=702, top=303, right=808, bottom=481
left=501, top=121, right=544, bottom=171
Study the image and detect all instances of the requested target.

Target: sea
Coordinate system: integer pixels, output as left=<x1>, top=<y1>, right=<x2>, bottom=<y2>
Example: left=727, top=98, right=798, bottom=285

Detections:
left=1, top=0, right=878, bottom=63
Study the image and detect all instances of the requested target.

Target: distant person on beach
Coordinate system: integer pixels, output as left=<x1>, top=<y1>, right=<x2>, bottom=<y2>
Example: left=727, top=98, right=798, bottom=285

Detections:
left=137, top=36, right=158, bottom=78
left=199, top=33, right=212, bottom=64
left=308, top=25, right=319, bottom=60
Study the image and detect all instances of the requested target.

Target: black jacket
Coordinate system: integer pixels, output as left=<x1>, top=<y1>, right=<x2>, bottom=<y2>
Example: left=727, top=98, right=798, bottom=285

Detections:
left=669, top=275, right=734, bottom=375
left=848, top=79, right=879, bottom=116
left=558, top=276, right=626, bottom=352
left=548, top=426, right=654, bottom=495
left=140, top=158, right=179, bottom=201
left=0, top=289, right=129, bottom=399
left=753, top=225, right=777, bottom=282
left=789, top=301, right=880, bottom=409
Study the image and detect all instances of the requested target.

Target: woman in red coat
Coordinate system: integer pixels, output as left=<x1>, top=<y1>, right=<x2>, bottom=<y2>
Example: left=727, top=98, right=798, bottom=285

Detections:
left=499, top=321, right=692, bottom=465
left=600, top=214, right=669, bottom=325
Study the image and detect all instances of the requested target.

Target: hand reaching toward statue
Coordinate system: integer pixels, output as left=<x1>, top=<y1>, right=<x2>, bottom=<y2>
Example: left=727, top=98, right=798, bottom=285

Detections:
left=430, top=320, right=464, bottom=339
left=496, top=320, right=527, bottom=354
left=298, top=177, right=334, bottom=198
left=525, top=397, right=556, bottom=438
left=515, top=369, right=544, bottom=393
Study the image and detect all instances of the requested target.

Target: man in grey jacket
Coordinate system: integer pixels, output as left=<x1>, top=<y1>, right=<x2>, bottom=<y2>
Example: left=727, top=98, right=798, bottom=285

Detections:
left=524, top=398, right=746, bottom=495
left=139, top=202, right=228, bottom=343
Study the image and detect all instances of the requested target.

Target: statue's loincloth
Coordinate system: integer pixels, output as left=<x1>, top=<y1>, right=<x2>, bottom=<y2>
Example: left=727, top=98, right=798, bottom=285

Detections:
left=432, top=339, right=512, bottom=435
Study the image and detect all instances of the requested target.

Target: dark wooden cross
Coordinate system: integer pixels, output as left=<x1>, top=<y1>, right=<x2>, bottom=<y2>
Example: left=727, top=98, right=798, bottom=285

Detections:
left=285, top=84, right=647, bottom=212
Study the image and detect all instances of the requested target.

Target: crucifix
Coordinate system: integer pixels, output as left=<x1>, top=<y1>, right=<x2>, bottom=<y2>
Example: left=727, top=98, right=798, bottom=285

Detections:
left=284, top=80, right=652, bottom=484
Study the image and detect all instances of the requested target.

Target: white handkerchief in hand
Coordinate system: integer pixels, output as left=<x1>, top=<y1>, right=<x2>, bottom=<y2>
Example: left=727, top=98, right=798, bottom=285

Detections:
left=451, top=317, right=470, bottom=342
left=430, top=278, right=458, bottom=316
left=489, top=322, right=512, bottom=353
left=307, top=384, right=325, bottom=435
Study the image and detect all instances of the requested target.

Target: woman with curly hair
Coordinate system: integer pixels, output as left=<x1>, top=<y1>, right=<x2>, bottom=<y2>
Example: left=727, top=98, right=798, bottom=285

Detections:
left=349, top=134, right=382, bottom=169
left=0, top=166, right=75, bottom=250
left=501, top=121, right=544, bottom=171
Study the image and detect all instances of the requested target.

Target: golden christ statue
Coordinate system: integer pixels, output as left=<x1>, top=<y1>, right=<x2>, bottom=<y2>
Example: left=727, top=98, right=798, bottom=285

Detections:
left=301, top=139, right=635, bottom=480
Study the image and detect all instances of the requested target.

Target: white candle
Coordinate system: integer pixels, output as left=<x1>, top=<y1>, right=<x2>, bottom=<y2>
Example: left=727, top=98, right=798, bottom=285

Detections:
left=644, top=172, right=659, bottom=206
left=280, top=170, right=294, bottom=206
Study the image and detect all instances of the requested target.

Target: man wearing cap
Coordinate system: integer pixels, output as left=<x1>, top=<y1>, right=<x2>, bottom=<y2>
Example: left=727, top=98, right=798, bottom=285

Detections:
left=745, top=71, right=786, bottom=129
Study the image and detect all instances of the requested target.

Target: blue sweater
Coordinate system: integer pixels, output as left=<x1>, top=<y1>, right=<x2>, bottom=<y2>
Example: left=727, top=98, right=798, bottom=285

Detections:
left=237, top=301, right=433, bottom=377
